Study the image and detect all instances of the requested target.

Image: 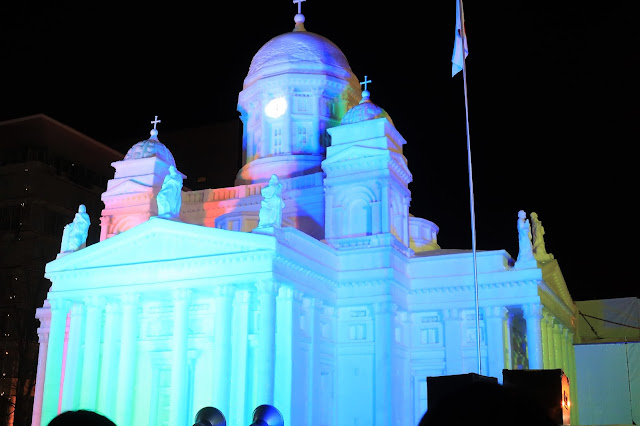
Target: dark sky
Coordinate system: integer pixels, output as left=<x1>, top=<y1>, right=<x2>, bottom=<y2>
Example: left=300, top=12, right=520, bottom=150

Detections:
left=1, top=1, right=636, bottom=302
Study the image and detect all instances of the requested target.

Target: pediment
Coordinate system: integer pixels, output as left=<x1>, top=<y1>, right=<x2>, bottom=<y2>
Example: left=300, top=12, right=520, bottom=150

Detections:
left=46, top=217, right=276, bottom=274
left=323, top=145, right=389, bottom=165
left=102, top=179, right=152, bottom=198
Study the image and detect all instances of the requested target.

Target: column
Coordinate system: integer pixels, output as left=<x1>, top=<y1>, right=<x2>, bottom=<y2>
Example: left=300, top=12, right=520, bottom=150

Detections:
left=560, top=327, right=570, bottom=376
left=540, top=311, right=550, bottom=368
left=553, top=322, right=563, bottom=369
left=522, top=303, right=543, bottom=369
left=32, top=302, right=51, bottom=426
left=485, top=306, right=506, bottom=381
left=80, top=296, right=104, bottom=409
left=545, top=312, right=556, bottom=368
left=567, top=330, right=579, bottom=425
left=503, top=312, right=514, bottom=370
left=274, top=286, right=294, bottom=424
left=115, top=294, right=139, bottom=426
left=97, top=303, right=120, bottom=417
left=211, top=286, right=234, bottom=415
left=443, top=309, right=463, bottom=375
left=255, top=281, right=278, bottom=406
left=41, top=298, right=70, bottom=426
left=374, top=300, right=393, bottom=425
left=61, top=303, right=85, bottom=411
left=303, top=296, right=317, bottom=426
left=170, top=289, right=190, bottom=426
left=229, top=290, right=250, bottom=426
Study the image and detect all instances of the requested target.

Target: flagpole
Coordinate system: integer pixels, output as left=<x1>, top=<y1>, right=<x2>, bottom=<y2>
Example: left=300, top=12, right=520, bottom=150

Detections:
left=457, top=0, right=482, bottom=375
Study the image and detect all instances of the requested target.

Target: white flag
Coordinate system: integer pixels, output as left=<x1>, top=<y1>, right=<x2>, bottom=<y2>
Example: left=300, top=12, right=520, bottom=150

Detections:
left=452, top=0, right=469, bottom=77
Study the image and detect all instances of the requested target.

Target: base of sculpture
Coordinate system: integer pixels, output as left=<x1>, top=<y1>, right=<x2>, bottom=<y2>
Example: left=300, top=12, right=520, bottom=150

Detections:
left=514, top=258, right=538, bottom=269
left=252, top=225, right=276, bottom=235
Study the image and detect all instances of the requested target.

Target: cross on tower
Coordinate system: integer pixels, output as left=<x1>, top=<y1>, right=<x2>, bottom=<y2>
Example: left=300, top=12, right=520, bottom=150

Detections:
left=293, top=0, right=306, bottom=14
left=151, top=115, right=161, bottom=130
left=360, top=76, right=372, bottom=92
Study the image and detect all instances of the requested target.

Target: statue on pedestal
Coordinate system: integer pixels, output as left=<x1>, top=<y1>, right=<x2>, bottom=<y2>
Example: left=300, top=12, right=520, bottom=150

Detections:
left=257, top=174, right=285, bottom=229
left=157, top=165, right=183, bottom=219
left=60, top=204, right=91, bottom=254
left=531, top=212, right=554, bottom=262
left=515, top=210, right=536, bottom=268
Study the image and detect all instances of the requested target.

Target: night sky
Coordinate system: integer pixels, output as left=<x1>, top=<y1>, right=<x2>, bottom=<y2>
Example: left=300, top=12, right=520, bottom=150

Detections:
left=1, top=1, right=635, bottom=302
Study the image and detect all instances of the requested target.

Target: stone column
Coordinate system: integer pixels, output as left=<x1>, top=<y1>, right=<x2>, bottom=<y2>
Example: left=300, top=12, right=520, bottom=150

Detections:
left=560, top=327, right=570, bottom=376
left=32, top=302, right=51, bottom=426
left=503, top=312, right=514, bottom=370
left=255, top=281, right=278, bottom=406
left=170, top=289, right=191, bottom=426
left=274, top=286, right=294, bottom=424
left=553, top=322, right=563, bottom=369
left=522, top=303, right=543, bottom=369
left=443, top=309, right=463, bottom=375
left=41, top=298, right=70, bottom=426
left=374, top=300, right=393, bottom=425
left=212, top=286, right=234, bottom=415
left=544, top=311, right=556, bottom=368
left=80, top=296, right=104, bottom=409
left=97, top=303, right=120, bottom=417
left=61, top=303, right=85, bottom=411
left=115, top=294, right=139, bottom=426
left=567, top=330, right=579, bottom=425
left=229, top=290, right=250, bottom=426
left=485, top=306, right=506, bottom=381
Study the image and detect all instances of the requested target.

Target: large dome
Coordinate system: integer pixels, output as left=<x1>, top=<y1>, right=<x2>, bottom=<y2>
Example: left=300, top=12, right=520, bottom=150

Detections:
left=244, top=16, right=356, bottom=88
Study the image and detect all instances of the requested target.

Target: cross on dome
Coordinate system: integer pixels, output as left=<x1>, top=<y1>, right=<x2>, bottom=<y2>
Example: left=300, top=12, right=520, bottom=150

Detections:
left=293, top=0, right=306, bottom=30
left=293, top=0, right=306, bottom=14
left=150, top=115, right=161, bottom=140
left=360, top=76, right=372, bottom=102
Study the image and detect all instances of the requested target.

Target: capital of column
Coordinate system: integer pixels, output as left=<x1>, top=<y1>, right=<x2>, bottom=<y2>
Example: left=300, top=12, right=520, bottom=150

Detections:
left=443, top=308, right=460, bottom=321
left=233, top=290, right=251, bottom=306
left=484, top=306, right=507, bottom=319
left=48, top=298, right=71, bottom=312
left=522, top=303, right=543, bottom=320
left=374, top=300, right=393, bottom=315
left=173, top=288, right=192, bottom=303
left=37, top=331, right=50, bottom=344
left=84, top=295, right=105, bottom=308
left=277, top=285, right=294, bottom=300
left=213, top=285, right=235, bottom=299
left=256, top=280, right=279, bottom=295
left=121, top=293, right=140, bottom=306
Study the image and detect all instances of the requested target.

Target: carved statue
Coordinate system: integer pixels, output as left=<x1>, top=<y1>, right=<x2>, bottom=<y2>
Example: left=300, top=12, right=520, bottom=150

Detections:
left=60, top=204, right=91, bottom=253
left=530, top=212, right=554, bottom=262
left=515, top=210, right=535, bottom=268
left=258, top=174, right=285, bottom=228
left=157, top=165, right=183, bottom=219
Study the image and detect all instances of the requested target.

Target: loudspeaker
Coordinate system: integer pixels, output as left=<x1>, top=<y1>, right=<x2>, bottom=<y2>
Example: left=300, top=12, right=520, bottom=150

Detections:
left=426, top=373, right=498, bottom=410
left=502, top=369, right=570, bottom=425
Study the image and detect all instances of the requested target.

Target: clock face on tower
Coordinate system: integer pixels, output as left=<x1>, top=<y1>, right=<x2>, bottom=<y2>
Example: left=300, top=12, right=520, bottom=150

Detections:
left=265, top=97, right=288, bottom=118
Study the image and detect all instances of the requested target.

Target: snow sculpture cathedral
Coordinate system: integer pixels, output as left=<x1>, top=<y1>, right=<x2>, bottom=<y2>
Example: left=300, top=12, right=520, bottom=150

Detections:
left=32, top=7, right=579, bottom=426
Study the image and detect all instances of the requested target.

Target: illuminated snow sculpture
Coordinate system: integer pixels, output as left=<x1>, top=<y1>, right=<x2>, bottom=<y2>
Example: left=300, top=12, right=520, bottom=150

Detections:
left=59, top=204, right=90, bottom=255
left=32, top=6, right=581, bottom=426
left=256, top=174, right=285, bottom=229
left=531, top=212, right=554, bottom=262
left=515, top=210, right=537, bottom=269
left=157, top=165, right=184, bottom=219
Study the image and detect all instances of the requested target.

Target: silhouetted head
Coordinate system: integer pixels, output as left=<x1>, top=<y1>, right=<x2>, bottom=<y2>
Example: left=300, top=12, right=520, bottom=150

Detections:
left=48, top=410, right=116, bottom=426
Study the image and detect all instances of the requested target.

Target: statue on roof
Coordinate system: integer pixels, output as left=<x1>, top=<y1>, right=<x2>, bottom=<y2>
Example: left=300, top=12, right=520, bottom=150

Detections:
left=514, top=210, right=536, bottom=269
left=60, top=204, right=91, bottom=254
left=157, top=165, right=183, bottom=219
left=530, top=212, right=554, bottom=262
left=257, top=174, right=285, bottom=229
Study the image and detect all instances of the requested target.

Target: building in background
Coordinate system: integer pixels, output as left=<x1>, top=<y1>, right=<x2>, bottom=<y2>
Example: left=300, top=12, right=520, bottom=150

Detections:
left=31, top=9, right=580, bottom=426
left=0, top=114, right=122, bottom=425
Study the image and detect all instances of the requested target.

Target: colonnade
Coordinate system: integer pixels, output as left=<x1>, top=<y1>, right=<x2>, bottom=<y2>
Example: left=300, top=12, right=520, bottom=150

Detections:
left=32, top=281, right=333, bottom=426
